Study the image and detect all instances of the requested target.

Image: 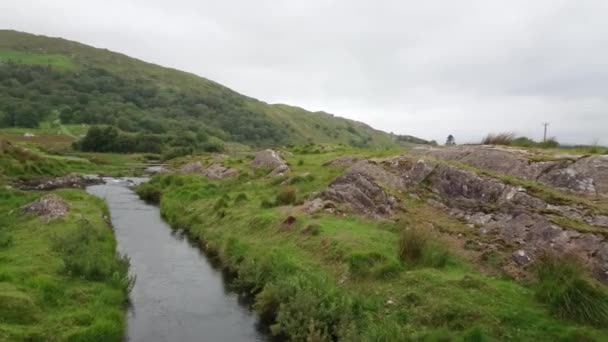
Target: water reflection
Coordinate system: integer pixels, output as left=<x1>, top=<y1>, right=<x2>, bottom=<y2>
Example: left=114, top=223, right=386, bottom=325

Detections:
left=87, top=178, right=271, bottom=342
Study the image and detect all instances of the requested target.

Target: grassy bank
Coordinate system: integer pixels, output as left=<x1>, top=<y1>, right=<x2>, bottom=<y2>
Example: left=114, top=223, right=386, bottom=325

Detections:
left=0, top=188, right=131, bottom=341
left=137, top=148, right=608, bottom=341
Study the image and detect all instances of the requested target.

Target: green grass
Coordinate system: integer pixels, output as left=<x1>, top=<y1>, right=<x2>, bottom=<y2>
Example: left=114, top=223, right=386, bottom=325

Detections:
left=533, top=253, right=608, bottom=326
left=0, top=188, right=129, bottom=341
left=136, top=146, right=608, bottom=341
left=0, top=48, right=75, bottom=69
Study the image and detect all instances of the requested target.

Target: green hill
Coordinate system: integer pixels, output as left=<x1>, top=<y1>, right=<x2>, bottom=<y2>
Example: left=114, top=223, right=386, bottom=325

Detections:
left=0, top=30, right=424, bottom=155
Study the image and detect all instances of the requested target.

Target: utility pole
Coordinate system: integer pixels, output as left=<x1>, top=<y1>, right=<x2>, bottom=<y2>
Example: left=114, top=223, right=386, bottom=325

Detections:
left=542, top=122, right=550, bottom=142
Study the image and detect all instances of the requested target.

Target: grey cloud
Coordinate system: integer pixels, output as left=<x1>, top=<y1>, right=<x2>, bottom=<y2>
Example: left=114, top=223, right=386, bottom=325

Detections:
left=1, top=0, right=607, bottom=144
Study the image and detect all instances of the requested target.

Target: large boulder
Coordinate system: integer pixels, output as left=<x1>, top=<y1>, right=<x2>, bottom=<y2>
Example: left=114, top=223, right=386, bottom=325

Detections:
left=539, top=155, right=608, bottom=197
left=22, top=194, right=69, bottom=221
left=251, top=149, right=290, bottom=177
left=251, top=149, right=286, bottom=170
left=323, top=153, right=608, bottom=281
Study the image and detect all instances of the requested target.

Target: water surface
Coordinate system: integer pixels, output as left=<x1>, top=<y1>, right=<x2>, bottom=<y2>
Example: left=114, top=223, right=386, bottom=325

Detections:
left=87, top=178, right=268, bottom=342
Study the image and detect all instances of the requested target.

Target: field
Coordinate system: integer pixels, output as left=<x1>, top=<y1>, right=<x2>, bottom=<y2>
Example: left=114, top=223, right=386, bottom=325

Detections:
left=136, top=146, right=608, bottom=341
left=0, top=49, right=75, bottom=69
left=0, top=188, right=130, bottom=341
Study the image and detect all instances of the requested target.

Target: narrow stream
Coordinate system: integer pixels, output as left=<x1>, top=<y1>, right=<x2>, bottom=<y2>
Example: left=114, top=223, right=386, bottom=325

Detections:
left=87, top=178, right=269, bottom=342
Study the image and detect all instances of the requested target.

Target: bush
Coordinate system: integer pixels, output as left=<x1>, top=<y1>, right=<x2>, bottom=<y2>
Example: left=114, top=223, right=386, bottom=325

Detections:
left=0, top=230, right=13, bottom=248
left=275, top=187, right=297, bottom=206
left=234, top=193, right=248, bottom=204
left=533, top=252, right=608, bottom=326
left=398, top=227, right=449, bottom=268
left=302, top=224, right=321, bottom=236
left=52, top=219, right=134, bottom=294
left=538, top=137, right=560, bottom=149
left=260, top=198, right=275, bottom=209
left=254, top=274, right=362, bottom=340
left=482, top=132, right=515, bottom=145
left=213, top=198, right=229, bottom=210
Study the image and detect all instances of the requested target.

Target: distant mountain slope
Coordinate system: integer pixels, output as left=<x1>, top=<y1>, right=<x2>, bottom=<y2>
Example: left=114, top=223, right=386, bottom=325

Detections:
left=0, top=30, right=425, bottom=152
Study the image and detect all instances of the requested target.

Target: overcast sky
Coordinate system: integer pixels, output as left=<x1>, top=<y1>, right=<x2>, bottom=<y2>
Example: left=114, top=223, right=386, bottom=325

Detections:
left=2, top=0, right=607, bottom=145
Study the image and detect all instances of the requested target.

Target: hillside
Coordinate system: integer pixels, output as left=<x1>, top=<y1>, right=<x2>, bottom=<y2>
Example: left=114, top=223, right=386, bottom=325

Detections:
left=0, top=30, right=420, bottom=155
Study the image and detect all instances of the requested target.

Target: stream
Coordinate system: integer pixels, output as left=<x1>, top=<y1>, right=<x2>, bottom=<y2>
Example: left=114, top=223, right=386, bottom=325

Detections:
left=87, top=178, right=269, bottom=342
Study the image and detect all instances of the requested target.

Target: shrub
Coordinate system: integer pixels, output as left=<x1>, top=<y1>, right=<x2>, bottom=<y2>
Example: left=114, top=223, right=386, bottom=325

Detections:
left=481, top=132, right=515, bottom=145
left=254, top=274, right=362, bottom=340
left=0, top=230, right=13, bottom=248
left=398, top=227, right=449, bottom=268
left=533, top=252, right=608, bottom=326
left=538, top=137, right=560, bottom=149
left=213, top=197, right=229, bottom=211
left=52, top=219, right=133, bottom=293
left=276, top=187, right=297, bottom=206
left=297, top=159, right=304, bottom=166
left=302, top=224, right=321, bottom=236
left=398, top=227, right=429, bottom=265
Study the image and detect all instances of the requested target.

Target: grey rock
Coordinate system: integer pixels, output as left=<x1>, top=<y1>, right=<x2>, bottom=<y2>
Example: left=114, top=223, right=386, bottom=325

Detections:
left=322, top=172, right=398, bottom=217
left=23, top=194, right=69, bottom=221
left=251, top=149, right=287, bottom=170
left=202, top=164, right=239, bottom=179
left=180, top=161, right=205, bottom=174
left=512, top=250, right=532, bottom=266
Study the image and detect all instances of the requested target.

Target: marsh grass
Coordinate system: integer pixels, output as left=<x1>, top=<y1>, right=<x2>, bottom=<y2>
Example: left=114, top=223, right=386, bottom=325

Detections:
left=534, top=253, right=608, bottom=326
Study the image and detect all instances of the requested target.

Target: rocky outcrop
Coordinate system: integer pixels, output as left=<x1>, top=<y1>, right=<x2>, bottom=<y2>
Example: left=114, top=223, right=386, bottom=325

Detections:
left=323, top=152, right=608, bottom=281
left=411, top=146, right=608, bottom=197
left=320, top=161, right=400, bottom=217
left=251, top=149, right=290, bottom=177
left=180, top=162, right=238, bottom=179
left=23, top=194, right=69, bottom=221
left=17, top=174, right=102, bottom=191
left=251, top=149, right=286, bottom=169
left=538, top=155, right=608, bottom=197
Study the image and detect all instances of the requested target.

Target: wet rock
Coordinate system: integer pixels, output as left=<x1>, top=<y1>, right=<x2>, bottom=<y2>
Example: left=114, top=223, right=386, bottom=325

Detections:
left=22, top=194, right=69, bottom=221
left=17, top=174, right=102, bottom=191
left=180, top=161, right=205, bottom=174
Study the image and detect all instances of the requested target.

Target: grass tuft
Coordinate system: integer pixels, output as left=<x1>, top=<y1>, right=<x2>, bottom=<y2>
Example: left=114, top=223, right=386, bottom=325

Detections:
left=534, top=252, right=608, bottom=326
